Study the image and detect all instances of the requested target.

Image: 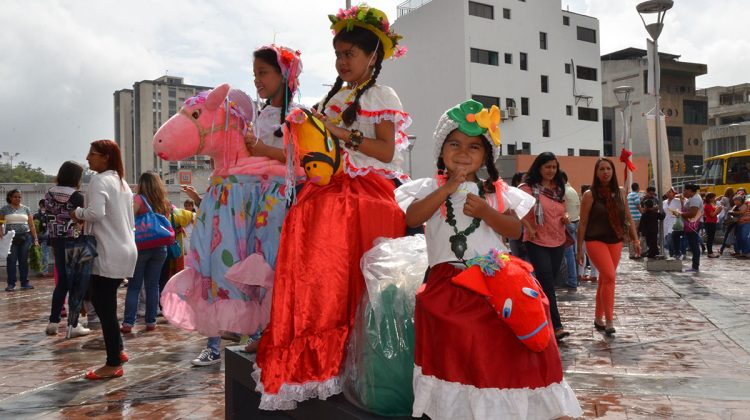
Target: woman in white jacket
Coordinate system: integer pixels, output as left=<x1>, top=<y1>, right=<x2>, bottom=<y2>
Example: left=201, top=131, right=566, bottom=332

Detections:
left=72, top=140, right=137, bottom=379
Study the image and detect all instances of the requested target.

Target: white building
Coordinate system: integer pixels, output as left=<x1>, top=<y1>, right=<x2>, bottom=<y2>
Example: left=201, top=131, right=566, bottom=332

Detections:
left=380, top=0, right=603, bottom=178
left=700, top=83, right=750, bottom=158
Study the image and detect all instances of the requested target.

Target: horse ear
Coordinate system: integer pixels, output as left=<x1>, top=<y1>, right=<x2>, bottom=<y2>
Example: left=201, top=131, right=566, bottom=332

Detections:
left=205, top=84, right=230, bottom=111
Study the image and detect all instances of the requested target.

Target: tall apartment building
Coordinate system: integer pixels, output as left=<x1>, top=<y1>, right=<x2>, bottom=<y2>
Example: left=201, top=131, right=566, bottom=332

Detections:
left=699, top=83, right=750, bottom=158
left=380, top=0, right=603, bottom=178
left=114, top=75, right=213, bottom=184
left=601, top=48, right=708, bottom=176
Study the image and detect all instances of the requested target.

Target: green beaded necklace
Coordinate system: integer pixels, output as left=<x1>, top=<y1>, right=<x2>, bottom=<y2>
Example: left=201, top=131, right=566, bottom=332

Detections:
left=444, top=179, right=485, bottom=260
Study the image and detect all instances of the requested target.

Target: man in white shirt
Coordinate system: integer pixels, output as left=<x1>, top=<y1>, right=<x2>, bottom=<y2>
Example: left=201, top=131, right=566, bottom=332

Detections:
left=680, top=184, right=703, bottom=272
left=562, top=173, right=579, bottom=289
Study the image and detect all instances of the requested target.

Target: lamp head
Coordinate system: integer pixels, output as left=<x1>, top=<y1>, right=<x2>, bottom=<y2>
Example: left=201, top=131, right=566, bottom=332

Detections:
left=636, top=0, right=673, bottom=40
left=613, top=86, right=635, bottom=109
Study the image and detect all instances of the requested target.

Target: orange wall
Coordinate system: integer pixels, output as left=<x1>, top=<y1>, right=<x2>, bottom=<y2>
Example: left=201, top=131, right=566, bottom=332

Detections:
left=510, top=155, right=650, bottom=193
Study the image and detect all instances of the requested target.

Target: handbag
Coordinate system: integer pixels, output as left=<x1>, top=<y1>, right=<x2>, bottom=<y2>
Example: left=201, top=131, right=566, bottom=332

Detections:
left=166, top=212, right=182, bottom=259
left=134, top=195, right=175, bottom=250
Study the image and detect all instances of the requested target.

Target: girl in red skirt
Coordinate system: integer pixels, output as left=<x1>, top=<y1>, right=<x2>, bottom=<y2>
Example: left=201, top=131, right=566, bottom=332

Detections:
left=397, top=100, right=583, bottom=419
left=253, top=4, right=410, bottom=410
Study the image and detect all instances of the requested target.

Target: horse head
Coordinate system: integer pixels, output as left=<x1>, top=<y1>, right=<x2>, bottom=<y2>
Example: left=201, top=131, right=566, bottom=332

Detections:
left=451, top=252, right=552, bottom=352
left=285, top=108, right=343, bottom=186
left=153, top=84, right=255, bottom=168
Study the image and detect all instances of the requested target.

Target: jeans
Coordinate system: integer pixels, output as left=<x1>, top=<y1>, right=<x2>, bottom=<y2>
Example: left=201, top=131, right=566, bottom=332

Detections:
left=670, top=231, right=687, bottom=258
left=564, top=222, right=578, bottom=287
left=704, top=223, right=717, bottom=254
left=123, top=246, right=167, bottom=326
left=90, top=275, right=124, bottom=367
left=49, top=244, right=68, bottom=323
left=525, top=242, right=565, bottom=331
left=6, top=233, right=32, bottom=287
left=38, top=241, right=50, bottom=274
left=735, top=223, right=750, bottom=254
left=719, top=223, right=736, bottom=254
left=207, top=336, right=221, bottom=355
left=685, top=231, right=701, bottom=270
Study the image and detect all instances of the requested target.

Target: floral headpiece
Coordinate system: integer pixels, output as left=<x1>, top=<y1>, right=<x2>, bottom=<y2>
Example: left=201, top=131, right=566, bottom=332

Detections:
left=433, top=99, right=502, bottom=161
left=329, top=3, right=406, bottom=59
left=255, top=44, right=303, bottom=93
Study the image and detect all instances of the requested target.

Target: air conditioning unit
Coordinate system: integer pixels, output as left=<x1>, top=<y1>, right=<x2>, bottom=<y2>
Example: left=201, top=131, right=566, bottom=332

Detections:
left=500, top=109, right=509, bottom=120
left=507, top=106, right=519, bottom=118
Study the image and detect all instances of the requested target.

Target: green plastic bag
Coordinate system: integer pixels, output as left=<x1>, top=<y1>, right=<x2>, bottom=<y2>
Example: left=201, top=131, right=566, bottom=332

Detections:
left=673, top=216, right=684, bottom=232
left=29, top=244, right=43, bottom=272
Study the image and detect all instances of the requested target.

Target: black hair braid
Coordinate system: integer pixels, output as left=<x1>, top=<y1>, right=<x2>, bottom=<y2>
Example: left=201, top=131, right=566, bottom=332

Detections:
left=483, top=140, right=499, bottom=193
left=436, top=157, right=446, bottom=173
left=319, top=77, right=344, bottom=113
left=342, top=59, right=382, bottom=126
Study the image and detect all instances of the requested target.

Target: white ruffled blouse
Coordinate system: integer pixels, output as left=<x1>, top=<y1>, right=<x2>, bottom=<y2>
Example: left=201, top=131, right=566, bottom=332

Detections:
left=320, top=84, right=411, bottom=181
left=255, top=102, right=300, bottom=149
left=396, top=178, right=535, bottom=267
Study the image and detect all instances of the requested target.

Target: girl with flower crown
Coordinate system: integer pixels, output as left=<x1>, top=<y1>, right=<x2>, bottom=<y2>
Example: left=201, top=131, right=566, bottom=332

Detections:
left=396, top=100, right=583, bottom=419
left=253, top=3, right=410, bottom=410
left=160, top=44, right=303, bottom=367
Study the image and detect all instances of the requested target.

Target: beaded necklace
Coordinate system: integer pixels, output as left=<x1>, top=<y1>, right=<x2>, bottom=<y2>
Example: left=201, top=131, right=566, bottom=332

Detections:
left=326, top=78, right=371, bottom=126
left=445, top=179, right=485, bottom=261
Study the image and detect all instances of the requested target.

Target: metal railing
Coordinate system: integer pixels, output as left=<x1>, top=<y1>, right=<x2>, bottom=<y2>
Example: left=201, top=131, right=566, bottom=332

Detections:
left=397, top=0, right=433, bottom=17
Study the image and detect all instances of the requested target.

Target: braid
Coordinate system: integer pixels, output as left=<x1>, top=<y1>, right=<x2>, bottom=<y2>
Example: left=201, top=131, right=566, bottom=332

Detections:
left=319, top=77, right=344, bottom=113
left=437, top=157, right=446, bottom=173
left=342, top=58, right=382, bottom=126
left=274, top=85, right=294, bottom=138
left=482, top=137, right=499, bottom=193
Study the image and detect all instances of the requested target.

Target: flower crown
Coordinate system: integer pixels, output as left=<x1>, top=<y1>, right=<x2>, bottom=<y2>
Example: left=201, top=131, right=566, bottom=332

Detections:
left=255, top=44, right=303, bottom=93
left=329, top=3, right=406, bottom=59
left=447, top=100, right=501, bottom=146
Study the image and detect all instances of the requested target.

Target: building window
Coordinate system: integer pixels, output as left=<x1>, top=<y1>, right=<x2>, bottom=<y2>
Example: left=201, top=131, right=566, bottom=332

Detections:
left=468, top=1, right=494, bottom=19
left=542, top=120, right=550, bottom=137
left=472, top=94, right=500, bottom=108
left=568, top=148, right=575, bottom=156
left=504, top=53, right=512, bottom=64
left=503, top=8, right=511, bottom=19
left=579, top=149, right=600, bottom=157
left=521, top=97, right=529, bottom=115
left=707, top=135, right=747, bottom=157
left=540, top=75, right=548, bottom=93
left=522, top=142, right=531, bottom=154
left=576, top=65, right=597, bottom=81
left=563, top=15, right=570, bottom=26
left=507, top=144, right=517, bottom=155
left=565, top=63, right=571, bottom=74
left=506, top=98, right=516, bottom=109
left=667, top=126, right=684, bottom=151
left=683, top=100, right=708, bottom=125
left=577, top=26, right=597, bottom=43
left=470, top=48, right=499, bottom=66
left=519, top=52, right=528, bottom=70
left=566, top=105, right=573, bottom=116
left=539, top=32, right=547, bottom=50
left=578, top=107, right=598, bottom=121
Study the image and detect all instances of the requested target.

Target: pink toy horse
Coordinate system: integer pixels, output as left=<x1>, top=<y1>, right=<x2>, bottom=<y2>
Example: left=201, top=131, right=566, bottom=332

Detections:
left=154, top=83, right=290, bottom=178
left=153, top=84, right=297, bottom=337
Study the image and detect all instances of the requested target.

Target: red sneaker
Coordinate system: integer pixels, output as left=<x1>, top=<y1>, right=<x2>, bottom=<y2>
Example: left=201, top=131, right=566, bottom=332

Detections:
left=119, top=351, right=129, bottom=363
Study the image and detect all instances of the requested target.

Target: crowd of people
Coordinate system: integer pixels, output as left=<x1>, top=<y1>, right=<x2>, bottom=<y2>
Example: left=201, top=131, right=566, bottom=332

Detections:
left=2, top=3, right=749, bottom=419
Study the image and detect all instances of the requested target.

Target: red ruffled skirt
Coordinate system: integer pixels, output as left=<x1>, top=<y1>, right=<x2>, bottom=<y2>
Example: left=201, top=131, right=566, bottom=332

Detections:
left=413, top=263, right=582, bottom=419
left=254, top=173, right=406, bottom=410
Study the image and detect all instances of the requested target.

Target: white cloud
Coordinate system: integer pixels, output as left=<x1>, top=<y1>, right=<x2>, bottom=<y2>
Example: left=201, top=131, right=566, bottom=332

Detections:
left=0, top=0, right=745, bottom=174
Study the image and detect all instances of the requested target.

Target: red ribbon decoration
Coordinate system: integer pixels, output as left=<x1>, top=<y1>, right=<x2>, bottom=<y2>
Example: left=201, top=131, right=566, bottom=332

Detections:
left=619, top=148, right=636, bottom=184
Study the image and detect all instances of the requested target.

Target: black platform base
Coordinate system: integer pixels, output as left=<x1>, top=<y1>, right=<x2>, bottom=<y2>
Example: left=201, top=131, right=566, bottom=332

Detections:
left=225, top=346, right=418, bottom=420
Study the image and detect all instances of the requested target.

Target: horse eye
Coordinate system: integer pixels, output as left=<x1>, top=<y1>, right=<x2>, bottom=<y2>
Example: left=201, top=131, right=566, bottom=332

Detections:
left=192, top=110, right=201, bottom=119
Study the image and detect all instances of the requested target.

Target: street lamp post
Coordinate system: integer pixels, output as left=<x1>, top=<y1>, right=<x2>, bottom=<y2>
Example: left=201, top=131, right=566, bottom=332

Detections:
left=2, top=152, right=20, bottom=177
left=637, top=0, right=673, bottom=260
left=613, top=85, right=635, bottom=189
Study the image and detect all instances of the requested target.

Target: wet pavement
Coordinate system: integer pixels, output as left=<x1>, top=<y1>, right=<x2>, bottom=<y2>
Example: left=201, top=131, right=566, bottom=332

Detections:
left=1, top=253, right=749, bottom=419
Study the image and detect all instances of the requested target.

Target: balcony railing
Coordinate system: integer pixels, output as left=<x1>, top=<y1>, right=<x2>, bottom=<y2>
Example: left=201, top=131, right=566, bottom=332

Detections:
left=397, top=0, right=433, bottom=17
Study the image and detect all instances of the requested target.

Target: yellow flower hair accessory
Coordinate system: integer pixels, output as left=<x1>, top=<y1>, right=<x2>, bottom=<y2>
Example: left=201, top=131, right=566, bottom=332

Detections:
left=475, top=105, right=501, bottom=147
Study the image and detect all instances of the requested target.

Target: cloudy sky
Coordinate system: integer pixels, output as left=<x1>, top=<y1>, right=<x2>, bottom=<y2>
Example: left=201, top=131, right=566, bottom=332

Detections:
left=1, top=0, right=747, bottom=174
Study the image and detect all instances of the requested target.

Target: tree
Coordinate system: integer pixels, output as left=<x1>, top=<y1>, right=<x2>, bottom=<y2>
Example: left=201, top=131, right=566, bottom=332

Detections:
left=0, top=161, right=53, bottom=183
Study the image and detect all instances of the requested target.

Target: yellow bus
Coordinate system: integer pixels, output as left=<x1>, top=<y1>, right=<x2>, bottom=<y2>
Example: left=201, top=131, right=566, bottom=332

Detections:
left=699, top=149, right=750, bottom=195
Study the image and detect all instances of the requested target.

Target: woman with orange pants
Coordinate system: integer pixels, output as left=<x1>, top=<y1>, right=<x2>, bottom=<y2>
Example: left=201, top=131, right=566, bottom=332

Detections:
left=576, top=158, right=640, bottom=336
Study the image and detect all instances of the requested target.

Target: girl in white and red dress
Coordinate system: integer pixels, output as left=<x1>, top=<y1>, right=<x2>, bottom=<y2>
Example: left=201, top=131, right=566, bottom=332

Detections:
left=397, top=100, right=583, bottom=419
left=253, top=4, right=410, bottom=410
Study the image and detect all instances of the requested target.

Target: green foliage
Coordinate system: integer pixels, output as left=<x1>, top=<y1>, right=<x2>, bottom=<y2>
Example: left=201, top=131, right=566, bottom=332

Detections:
left=0, top=162, right=53, bottom=183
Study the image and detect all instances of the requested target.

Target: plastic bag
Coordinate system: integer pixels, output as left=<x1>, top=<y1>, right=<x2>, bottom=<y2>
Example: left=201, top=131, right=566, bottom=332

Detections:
left=342, top=234, right=428, bottom=417
left=29, top=244, right=43, bottom=272
left=673, top=216, right=684, bottom=232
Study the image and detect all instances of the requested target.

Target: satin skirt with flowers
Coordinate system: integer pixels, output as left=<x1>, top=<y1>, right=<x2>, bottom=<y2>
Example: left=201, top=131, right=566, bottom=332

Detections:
left=412, top=263, right=583, bottom=420
left=253, top=172, right=406, bottom=410
left=161, top=175, right=287, bottom=337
